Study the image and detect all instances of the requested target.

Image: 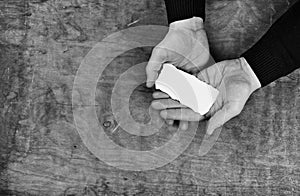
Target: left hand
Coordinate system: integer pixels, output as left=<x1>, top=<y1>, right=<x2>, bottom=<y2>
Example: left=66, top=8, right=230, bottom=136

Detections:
left=145, top=17, right=210, bottom=88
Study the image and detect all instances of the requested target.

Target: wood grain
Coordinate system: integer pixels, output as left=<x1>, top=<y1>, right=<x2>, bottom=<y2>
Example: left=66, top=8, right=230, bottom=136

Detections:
left=0, top=0, right=299, bottom=195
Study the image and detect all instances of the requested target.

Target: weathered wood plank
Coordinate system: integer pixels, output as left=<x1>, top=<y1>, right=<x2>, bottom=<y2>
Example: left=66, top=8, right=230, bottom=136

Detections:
left=0, top=0, right=299, bottom=195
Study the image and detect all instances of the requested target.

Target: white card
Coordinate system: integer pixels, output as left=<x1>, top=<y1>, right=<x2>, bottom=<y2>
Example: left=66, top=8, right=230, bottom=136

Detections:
left=155, top=63, right=219, bottom=115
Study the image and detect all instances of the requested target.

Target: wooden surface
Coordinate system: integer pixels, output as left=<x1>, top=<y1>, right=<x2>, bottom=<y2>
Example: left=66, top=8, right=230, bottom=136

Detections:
left=0, top=0, right=299, bottom=195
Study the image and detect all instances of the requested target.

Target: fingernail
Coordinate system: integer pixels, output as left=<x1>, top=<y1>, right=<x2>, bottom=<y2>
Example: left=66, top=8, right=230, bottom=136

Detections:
left=206, top=125, right=213, bottom=135
left=167, top=120, right=173, bottom=125
left=151, top=101, right=160, bottom=109
left=160, top=110, right=167, bottom=119
left=181, top=123, right=188, bottom=130
left=207, top=126, right=215, bottom=135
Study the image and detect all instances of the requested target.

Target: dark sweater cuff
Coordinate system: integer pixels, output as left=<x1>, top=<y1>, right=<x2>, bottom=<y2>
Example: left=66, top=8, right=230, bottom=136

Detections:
left=242, top=1, right=300, bottom=87
left=242, top=33, right=294, bottom=87
left=164, top=0, right=205, bottom=24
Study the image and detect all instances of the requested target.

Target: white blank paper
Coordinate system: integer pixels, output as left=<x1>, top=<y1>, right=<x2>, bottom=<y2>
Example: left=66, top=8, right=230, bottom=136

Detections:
left=155, top=63, right=219, bottom=115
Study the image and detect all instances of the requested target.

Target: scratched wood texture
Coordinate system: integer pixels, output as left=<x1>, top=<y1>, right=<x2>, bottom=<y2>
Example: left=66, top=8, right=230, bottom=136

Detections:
left=0, top=0, right=299, bottom=195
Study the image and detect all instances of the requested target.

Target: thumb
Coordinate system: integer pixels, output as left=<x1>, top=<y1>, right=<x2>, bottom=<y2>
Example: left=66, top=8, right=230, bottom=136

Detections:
left=206, top=102, right=243, bottom=135
left=146, top=47, right=166, bottom=87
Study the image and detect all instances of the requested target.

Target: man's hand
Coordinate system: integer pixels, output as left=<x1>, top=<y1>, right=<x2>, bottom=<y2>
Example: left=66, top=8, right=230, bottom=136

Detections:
left=146, top=17, right=210, bottom=87
left=151, top=91, right=204, bottom=131
left=151, top=58, right=261, bottom=134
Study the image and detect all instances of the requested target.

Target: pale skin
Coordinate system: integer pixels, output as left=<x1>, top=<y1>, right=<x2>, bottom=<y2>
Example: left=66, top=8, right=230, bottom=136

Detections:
left=146, top=17, right=261, bottom=135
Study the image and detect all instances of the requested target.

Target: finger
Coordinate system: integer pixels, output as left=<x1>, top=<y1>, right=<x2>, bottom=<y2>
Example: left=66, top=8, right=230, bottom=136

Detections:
left=205, top=94, right=223, bottom=118
left=151, top=99, right=187, bottom=110
left=179, top=121, right=189, bottom=130
left=146, top=47, right=166, bottom=87
left=166, top=120, right=174, bottom=125
left=206, top=102, right=243, bottom=135
left=198, top=126, right=222, bottom=156
left=152, top=91, right=169, bottom=99
left=160, top=108, right=205, bottom=121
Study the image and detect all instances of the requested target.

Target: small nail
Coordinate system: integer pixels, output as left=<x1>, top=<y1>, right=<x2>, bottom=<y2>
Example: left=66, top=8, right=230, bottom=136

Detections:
left=152, top=92, right=158, bottom=98
left=206, top=128, right=213, bottom=135
left=160, top=110, right=167, bottom=119
left=167, top=120, right=173, bottom=125
left=151, top=101, right=162, bottom=109
left=181, top=123, right=188, bottom=130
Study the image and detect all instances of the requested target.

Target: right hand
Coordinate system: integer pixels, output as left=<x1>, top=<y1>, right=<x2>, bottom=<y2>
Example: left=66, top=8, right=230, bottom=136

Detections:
left=145, top=17, right=211, bottom=88
left=151, top=58, right=261, bottom=133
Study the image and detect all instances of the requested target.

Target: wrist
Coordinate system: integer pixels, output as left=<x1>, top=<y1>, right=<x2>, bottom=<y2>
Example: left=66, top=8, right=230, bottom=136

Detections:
left=239, top=57, right=262, bottom=91
left=170, top=17, right=204, bottom=31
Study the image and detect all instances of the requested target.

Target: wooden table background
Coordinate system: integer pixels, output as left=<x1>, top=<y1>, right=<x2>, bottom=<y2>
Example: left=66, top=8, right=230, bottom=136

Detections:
left=0, top=0, right=299, bottom=195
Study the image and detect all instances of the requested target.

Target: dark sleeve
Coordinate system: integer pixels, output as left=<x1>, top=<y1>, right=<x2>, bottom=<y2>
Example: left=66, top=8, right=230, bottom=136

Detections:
left=164, top=0, right=206, bottom=24
left=241, top=1, right=300, bottom=87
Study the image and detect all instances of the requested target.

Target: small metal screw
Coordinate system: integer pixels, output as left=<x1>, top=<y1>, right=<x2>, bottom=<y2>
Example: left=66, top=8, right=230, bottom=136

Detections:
left=103, top=121, right=111, bottom=128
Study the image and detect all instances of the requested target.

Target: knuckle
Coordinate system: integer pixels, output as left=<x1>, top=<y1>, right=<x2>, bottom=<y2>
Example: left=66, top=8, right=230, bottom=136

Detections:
left=231, top=104, right=243, bottom=115
left=152, top=46, right=163, bottom=56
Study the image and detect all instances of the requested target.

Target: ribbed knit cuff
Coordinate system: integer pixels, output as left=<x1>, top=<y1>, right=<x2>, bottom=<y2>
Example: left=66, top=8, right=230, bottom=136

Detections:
left=241, top=32, right=296, bottom=87
left=164, top=0, right=206, bottom=24
left=242, top=1, right=300, bottom=87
